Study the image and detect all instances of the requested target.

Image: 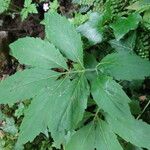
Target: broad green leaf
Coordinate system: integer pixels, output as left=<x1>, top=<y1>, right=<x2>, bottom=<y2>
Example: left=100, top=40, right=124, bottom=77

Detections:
left=111, top=13, right=141, bottom=40
left=77, top=3, right=112, bottom=45
left=0, top=68, right=60, bottom=105
left=0, top=0, right=10, bottom=14
left=106, top=115, right=150, bottom=149
left=99, top=52, right=150, bottom=81
left=10, top=37, right=67, bottom=70
left=91, top=76, right=132, bottom=119
left=16, top=74, right=89, bottom=148
left=77, top=12, right=103, bottom=44
left=109, top=32, right=136, bottom=52
left=66, top=119, right=123, bottom=150
left=45, top=12, right=84, bottom=67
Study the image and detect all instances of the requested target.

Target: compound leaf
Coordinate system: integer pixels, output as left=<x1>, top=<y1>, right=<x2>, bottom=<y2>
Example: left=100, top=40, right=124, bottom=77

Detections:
left=106, top=115, right=150, bottom=149
left=77, top=12, right=103, bottom=44
left=91, top=75, right=132, bottom=119
left=10, top=37, right=67, bottom=70
left=99, top=52, right=150, bottom=81
left=45, top=12, right=84, bottom=67
left=66, top=119, right=123, bottom=150
left=111, top=13, right=141, bottom=40
left=0, top=68, right=60, bottom=105
left=16, top=74, right=89, bottom=148
left=109, top=32, right=136, bottom=52
left=0, top=0, right=10, bottom=14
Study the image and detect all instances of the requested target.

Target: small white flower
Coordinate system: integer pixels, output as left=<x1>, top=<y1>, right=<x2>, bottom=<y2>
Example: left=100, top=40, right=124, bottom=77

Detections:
left=43, top=3, right=49, bottom=12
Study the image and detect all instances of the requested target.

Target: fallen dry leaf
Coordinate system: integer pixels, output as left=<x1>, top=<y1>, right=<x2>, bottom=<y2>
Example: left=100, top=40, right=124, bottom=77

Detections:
left=139, top=95, right=147, bottom=102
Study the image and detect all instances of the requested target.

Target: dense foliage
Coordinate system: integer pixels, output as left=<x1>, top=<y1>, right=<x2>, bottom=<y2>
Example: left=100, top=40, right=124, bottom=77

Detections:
left=0, top=0, right=150, bottom=150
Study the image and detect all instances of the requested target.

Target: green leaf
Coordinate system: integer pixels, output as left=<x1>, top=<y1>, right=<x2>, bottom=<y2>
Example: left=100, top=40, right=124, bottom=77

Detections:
left=21, top=0, right=37, bottom=21
left=0, top=0, right=10, bottom=14
left=109, top=32, right=136, bottom=52
left=129, top=100, right=141, bottom=115
left=10, top=37, right=67, bottom=69
left=14, top=103, right=26, bottom=119
left=91, top=75, right=132, bottom=119
left=45, top=12, right=84, bottom=67
left=77, top=12, right=103, bottom=44
left=66, top=119, right=123, bottom=150
left=0, top=68, right=60, bottom=105
left=84, top=52, right=98, bottom=81
left=69, top=13, right=89, bottom=26
left=16, top=74, right=89, bottom=148
left=111, top=13, right=141, bottom=40
left=99, top=52, right=150, bottom=81
left=27, top=4, right=37, bottom=13
left=106, top=115, right=150, bottom=149
left=24, top=0, right=32, bottom=7
left=49, top=0, right=59, bottom=13
left=20, top=9, right=29, bottom=21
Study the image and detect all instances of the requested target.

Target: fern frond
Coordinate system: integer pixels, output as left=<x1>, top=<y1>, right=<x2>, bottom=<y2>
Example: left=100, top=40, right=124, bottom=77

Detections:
left=109, top=0, right=137, bottom=17
left=136, top=28, right=150, bottom=59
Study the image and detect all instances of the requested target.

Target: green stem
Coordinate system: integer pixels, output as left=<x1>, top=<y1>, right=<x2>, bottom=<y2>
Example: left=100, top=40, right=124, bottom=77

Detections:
left=96, top=61, right=113, bottom=69
left=93, top=108, right=100, bottom=121
left=63, top=68, right=97, bottom=76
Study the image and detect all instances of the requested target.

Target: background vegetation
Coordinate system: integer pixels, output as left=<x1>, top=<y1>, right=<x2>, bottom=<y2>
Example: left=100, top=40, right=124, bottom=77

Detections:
left=0, top=0, right=150, bottom=149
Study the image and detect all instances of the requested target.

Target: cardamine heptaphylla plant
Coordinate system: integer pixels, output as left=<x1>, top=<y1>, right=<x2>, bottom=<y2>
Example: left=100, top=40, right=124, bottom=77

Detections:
left=0, top=11, right=150, bottom=150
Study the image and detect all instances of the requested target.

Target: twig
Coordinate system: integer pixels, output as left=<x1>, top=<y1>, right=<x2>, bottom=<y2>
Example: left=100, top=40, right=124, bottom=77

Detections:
left=136, top=100, right=150, bottom=120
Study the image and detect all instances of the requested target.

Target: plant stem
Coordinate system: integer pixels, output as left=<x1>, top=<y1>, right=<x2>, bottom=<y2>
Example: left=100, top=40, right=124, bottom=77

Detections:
left=136, top=100, right=150, bottom=120
left=93, top=108, right=100, bottom=121
left=64, top=68, right=97, bottom=76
